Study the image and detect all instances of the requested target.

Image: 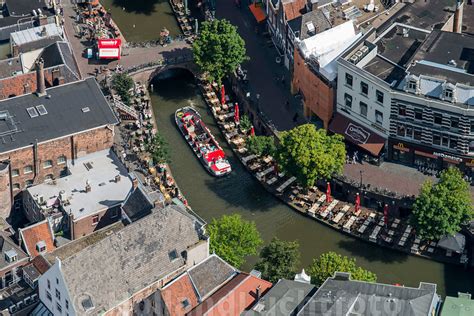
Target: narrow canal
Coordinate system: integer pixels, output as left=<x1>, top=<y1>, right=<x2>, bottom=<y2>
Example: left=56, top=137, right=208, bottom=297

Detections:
left=150, top=69, right=474, bottom=297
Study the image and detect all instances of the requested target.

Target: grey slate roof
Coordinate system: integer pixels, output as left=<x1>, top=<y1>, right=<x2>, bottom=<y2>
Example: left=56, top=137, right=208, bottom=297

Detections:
left=187, top=254, right=237, bottom=300
left=244, top=279, right=316, bottom=316
left=288, top=9, right=331, bottom=40
left=0, top=77, right=118, bottom=154
left=298, top=272, right=438, bottom=316
left=60, top=205, right=205, bottom=315
left=0, top=232, right=28, bottom=271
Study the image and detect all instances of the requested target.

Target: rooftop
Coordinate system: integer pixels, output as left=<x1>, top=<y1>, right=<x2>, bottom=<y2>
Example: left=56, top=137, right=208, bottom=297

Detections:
left=187, top=254, right=237, bottom=300
left=0, top=232, right=28, bottom=271
left=59, top=205, right=206, bottom=314
left=288, top=9, right=332, bottom=41
left=0, top=77, right=117, bottom=154
left=441, top=293, right=474, bottom=316
left=298, top=272, right=438, bottom=316
left=161, top=273, right=199, bottom=315
left=26, top=149, right=132, bottom=220
left=5, top=0, right=49, bottom=17
left=19, top=219, right=55, bottom=258
left=244, top=279, right=316, bottom=316
left=188, top=273, right=273, bottom=316
left=10, top=23, right=63, bottom=47
left=407, top=30, right=474, bottom=86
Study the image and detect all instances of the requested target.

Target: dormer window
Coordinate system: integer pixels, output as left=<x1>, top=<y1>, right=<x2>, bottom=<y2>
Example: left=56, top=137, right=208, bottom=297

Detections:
left=407, top=80, right=417, bottom=91
left=36, top=240, right=47, bottom=253
left=5, top=250, right=17, bottom=263
left=444, top=89, right=453, bottom=99
left=442, top=83, right=456, bottom=102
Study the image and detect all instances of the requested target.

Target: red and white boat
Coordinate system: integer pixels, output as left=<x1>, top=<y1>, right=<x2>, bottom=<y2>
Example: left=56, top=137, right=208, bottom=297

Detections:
left=175, top=106, right=232, bottom=177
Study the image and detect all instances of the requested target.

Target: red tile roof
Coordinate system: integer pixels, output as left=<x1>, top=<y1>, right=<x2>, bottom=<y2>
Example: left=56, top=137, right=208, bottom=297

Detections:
left=187, top=273, right=272, bottom=316
left=161, top=273, right=199, bottom=316
left=283, top=0, right=306, bottom=21
left=31, top=255, right=51, bottom=274
left=19, top=220, right=56, bottom=258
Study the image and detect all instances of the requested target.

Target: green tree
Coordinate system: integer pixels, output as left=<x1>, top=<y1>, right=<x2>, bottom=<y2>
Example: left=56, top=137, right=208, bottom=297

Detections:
left=411, top=167, right=473, bottom=240
left=308, top=252, right=377, bottom=286
left=193, top=19, right=248, bottom=85
left=208, top=214, right=262, bottom=268
left=111, top=73, right=134, bottom=105
left=239, top=115, right=252, bottom=132
left=247, top=135, right=276, bottom=157
left=276, top=124, right=345, bottom=188
left=255, top=237, right=300, bottom=283
left=146, top=133, right=170, bottom=165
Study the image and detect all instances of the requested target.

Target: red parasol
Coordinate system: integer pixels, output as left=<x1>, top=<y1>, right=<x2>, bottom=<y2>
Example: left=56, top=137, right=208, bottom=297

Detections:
left=250, top=126, right=255, bottom=136
left=326, top=182, right=332, bottom=203
left=355, top=193, right=360, bottom=213
left=220, top=85, right=226, bottom=105
left=234, top=103, right=240, bottom=123
left=383, top=204, right=389, bottom=226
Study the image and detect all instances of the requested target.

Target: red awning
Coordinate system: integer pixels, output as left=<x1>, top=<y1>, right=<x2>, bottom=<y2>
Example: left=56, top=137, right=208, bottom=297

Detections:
left=329, top=113, right=385, bottom=157
left=249, top=3, right=266, bottom=23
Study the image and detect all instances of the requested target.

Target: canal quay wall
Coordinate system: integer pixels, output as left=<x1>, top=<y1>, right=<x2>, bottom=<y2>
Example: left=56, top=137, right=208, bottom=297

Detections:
left=196, top=79, right=471, bottom=268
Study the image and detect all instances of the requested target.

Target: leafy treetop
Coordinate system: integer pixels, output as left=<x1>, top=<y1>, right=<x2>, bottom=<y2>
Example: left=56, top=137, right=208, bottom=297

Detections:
left=308, top=252, right=377, bottom=286
left=247, top=135, right=277, bottom=157
left=255, top=237, right=300, bottom=283
left=411, top=167, right=473, bottom=240
left=207, top=214, right=262, bottom=268
left=146, top=133, right=170, bottom=165
left=111, top=73, right=133, bottom=106
left=276, top=124, right=346, bottom=188
left=193, top=19, right=248, bottom=85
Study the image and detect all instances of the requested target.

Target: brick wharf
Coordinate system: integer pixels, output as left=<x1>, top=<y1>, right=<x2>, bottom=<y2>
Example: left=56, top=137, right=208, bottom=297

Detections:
left=0, top=77, right=118, bottom=219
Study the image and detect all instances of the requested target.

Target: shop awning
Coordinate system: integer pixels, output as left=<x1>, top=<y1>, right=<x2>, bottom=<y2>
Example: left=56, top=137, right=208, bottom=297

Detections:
left=249, top=3, right=266, bottom=23
left=329, top=113, right=385, bottom=157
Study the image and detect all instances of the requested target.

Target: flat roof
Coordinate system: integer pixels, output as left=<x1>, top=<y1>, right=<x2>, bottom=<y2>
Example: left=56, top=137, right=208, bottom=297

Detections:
left=27, top=149, right=132, bottom=219
left=0, top=77, right=118, bottom=154
left=11, top=23, right=63, bottom=46
left=441, top=293, right=474, bottom=316
left=5, top=0, right=49, bottom=17
left=407, top=30, right=474, bottom=86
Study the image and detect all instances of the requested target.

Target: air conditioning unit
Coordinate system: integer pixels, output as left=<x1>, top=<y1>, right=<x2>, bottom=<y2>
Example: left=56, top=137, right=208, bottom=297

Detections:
left=350, top=55, right=359, bottom=64
left=360, top=45, right=369, bottom=53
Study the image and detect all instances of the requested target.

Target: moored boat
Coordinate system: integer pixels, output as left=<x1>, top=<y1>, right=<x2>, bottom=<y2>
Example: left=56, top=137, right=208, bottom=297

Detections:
left=175, top=106, right=232, bottom=176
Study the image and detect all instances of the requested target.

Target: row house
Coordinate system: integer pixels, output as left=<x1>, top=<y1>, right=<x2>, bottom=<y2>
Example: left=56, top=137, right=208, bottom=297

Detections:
left=334, top=3, right=474, bottom=179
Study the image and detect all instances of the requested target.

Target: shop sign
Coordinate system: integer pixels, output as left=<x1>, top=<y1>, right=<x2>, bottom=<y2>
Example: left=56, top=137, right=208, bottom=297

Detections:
left=345, top=123, right=370, bottom=144
left=433, top=152, right=463, bottom=162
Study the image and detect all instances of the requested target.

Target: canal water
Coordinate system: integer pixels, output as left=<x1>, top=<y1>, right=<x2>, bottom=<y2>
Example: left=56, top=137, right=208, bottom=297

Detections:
left=150, top=69, right=474, bottom=297
left=99, top=0, right=181, bottom=42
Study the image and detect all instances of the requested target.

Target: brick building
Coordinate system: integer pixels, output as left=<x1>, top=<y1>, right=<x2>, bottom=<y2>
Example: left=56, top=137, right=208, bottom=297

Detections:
left=0, top=41, right=80, bottom=101
left=0, top=77, right=118, bottom=219
left=292, top=21, right=361, bottom=128
left=0, top=231, right=29, bottom=289
left=36, top=205, right=209, bottom=316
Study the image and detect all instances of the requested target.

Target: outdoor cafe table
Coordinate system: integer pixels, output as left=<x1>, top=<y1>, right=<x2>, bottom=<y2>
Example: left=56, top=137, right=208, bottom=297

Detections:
left=391, top=222, right=399, bottom=229
left=369, top=226, right=381, bottom=242
left=266, top=177, right=277, bottom=185
left=276, top=176, right=297, bottom=193
left=217, top=112, right=234, bottom=121
left=249, top=163, right=261, bottom=171
left=308, top=194, right=326, bottom=215
left=398, top=236, right=407, bottom=247
left=326, top=199, right=339, bottom=213
left=332, top=212, right=345, bottom=224
left=358, top=224, right=368, bottom=234
left=242, top=154, right=257, bottom=164
left=257, top=167, right=274, bottom=180
left=262, top=156, right=273, bottom=164
left=232, top=137, right=244, bottom=146
left=343, top=216, right=357, bottom=232
left=225, top=130, right=238, bottom=139
left=388, top=230, right=395, bottom=236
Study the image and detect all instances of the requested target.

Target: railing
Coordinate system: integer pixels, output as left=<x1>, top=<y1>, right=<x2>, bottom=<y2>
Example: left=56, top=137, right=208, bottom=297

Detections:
left=112, top=97, right=139, bottom=119
left=124, top=54, right=194, bottom=75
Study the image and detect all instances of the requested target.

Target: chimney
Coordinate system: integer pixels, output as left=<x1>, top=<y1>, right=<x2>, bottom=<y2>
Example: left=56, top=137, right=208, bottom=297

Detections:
left=307, top=0, right=318, bottom=11
left=255, top=285, right=261, bottom=302
left=85, top=180, right=91, bottom=193
left=453, top=1, right=463, bottom=33
left=132, top=176, right=138, bottom=190
left=114, top=174, right=121, bottom=183
left=35, top=58, right=46, bottom=97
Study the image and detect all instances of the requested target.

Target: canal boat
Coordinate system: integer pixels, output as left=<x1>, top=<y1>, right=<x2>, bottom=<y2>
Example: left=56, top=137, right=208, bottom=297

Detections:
left=175, top=106, right=232, bottom=177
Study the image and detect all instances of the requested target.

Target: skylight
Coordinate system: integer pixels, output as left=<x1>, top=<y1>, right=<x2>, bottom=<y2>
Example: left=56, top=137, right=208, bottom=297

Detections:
left=36, top=104, right=48, bottom=116
left=26, top=107, right=39, bottom=118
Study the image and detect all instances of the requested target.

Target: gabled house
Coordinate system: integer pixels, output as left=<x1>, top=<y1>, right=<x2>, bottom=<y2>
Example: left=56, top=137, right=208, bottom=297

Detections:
left=37, top=205, right=209, bottom=315
left=0, top=231, right=29, bottom=289
left=18, top=219, right=56, bottom=258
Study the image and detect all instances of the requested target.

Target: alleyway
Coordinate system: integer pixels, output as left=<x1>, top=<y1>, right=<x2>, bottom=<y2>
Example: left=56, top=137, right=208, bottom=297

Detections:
left=216, top=1, right=305, bottom=131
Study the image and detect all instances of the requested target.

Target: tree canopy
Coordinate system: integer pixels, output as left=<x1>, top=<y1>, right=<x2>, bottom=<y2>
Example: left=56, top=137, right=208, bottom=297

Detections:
left=146, top=133, right=170, bottom=165
left=308, top=252, right=377, bottom=286
left=411, top=167, right=473, bottom=240
left=208, top=214, right=262, bottom=268
left=239, top=115, right=252, bottom=132
left=276, top=124, right=346, bottom=187
left=255, top=237, right=300, bottom=283
left=111, top=73, right=133, bottom=105
left=192, top=19, right=247, bottom=85
left=247, top=135, right=276, bottom=157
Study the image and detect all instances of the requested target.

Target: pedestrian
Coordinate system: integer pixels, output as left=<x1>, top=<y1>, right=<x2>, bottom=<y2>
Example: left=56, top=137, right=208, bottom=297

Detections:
left=285, top=100, right=290, bottom=109
left=281, top=75, right=285, bottom=85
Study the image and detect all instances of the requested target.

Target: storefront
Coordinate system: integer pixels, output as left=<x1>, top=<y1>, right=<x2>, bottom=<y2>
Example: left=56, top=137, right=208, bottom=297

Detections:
left=329, top=113, right=386, bottom=158
left=97, top=39, right=121, bottom=60
left=388, top=139, right=474, bottom=182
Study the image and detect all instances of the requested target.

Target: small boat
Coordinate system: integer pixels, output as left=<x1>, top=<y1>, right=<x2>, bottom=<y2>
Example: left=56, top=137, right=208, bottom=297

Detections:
left=175, top=106, right=232, bottom=177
